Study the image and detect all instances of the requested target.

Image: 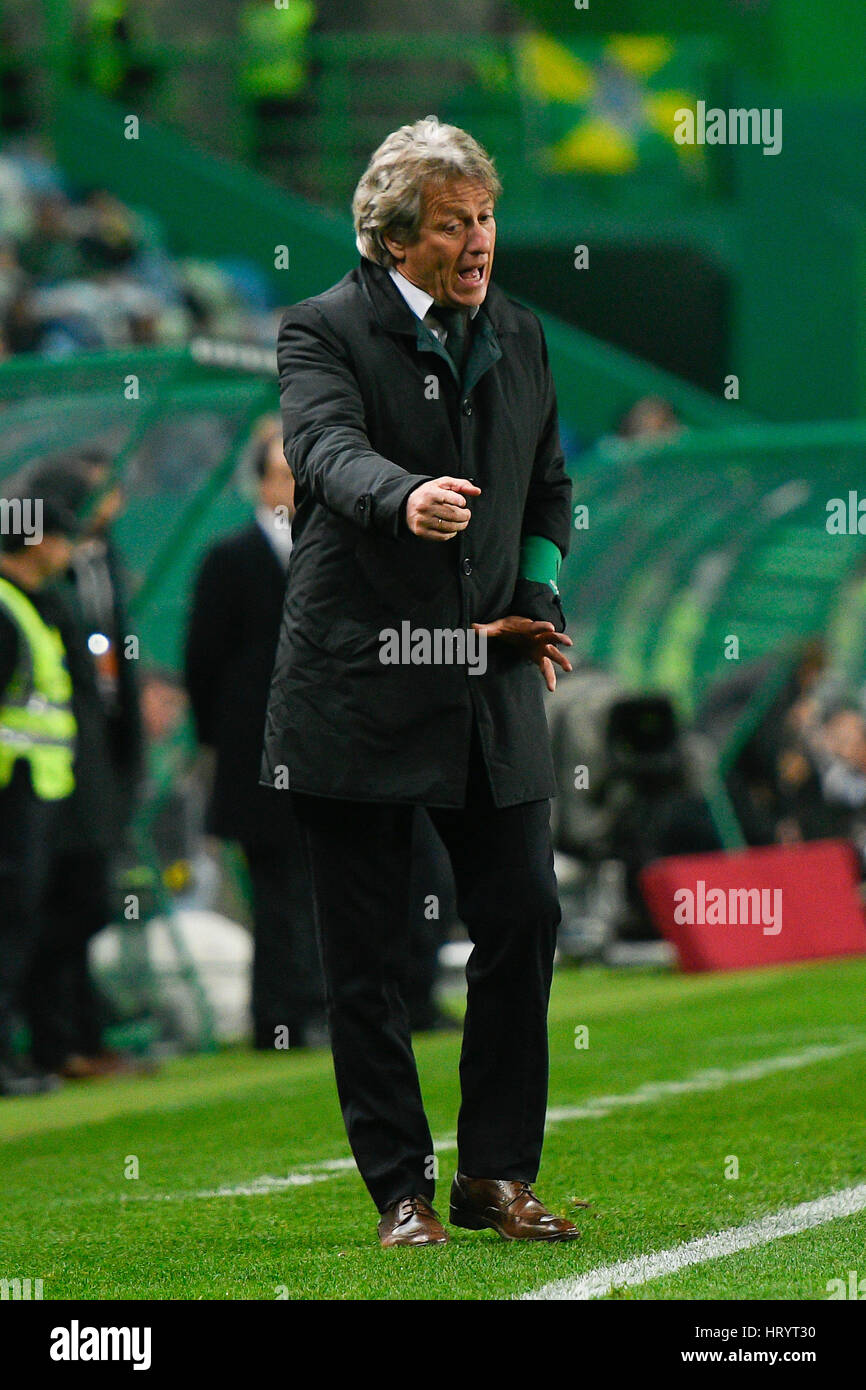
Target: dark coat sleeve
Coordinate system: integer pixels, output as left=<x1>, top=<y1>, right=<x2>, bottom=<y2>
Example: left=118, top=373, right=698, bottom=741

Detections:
left=184, top=544, right=240, bottom=748
left=509, top=318, right=573, bottom=632
left=277, top=305, right=434, bottom=538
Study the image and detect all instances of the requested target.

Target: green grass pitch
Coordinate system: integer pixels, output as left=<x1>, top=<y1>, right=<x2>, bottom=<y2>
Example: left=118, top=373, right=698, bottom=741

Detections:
left=2, top=957, right=865, bottom=1300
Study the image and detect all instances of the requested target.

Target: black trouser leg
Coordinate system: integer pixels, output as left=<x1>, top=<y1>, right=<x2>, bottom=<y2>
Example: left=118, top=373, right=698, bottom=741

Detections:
left=25, top=849, right=110, bottom=1071
left=429, top=733, right=560, bottom=1180
left=0, top=764, right=55, bottom=1064
left=405, top=809, right=454, bottom=1031
left=242, top=831, right=325, bottom=1049
left=290, top=792, right=434, bottom=1213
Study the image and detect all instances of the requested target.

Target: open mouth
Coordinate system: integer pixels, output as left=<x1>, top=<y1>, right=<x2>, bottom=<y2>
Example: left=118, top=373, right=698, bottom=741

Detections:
left=457, top=266, right=484, bottom=285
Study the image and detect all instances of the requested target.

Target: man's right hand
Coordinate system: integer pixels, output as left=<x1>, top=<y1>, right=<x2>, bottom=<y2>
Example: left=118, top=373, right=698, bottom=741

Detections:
left=405, top=477, right=481, bottom=541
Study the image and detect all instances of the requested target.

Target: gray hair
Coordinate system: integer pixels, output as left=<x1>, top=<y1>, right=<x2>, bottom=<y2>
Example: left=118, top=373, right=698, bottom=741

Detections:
left=352, top=115, right=502, bottom=268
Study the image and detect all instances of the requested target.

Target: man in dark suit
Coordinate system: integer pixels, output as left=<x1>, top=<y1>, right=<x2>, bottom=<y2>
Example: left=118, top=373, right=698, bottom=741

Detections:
left=185, top=421, right=325, bottom=1049
left=261, top=117, right=579, bottom=1246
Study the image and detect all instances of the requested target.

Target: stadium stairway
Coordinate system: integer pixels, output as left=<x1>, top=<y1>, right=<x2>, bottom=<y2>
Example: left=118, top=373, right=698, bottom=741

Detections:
left=563, top=421, right=866, bottom=705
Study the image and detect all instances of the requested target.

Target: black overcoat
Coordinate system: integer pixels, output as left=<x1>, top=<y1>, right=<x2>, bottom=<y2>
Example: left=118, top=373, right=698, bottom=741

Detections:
left=261, top=257, right=572, bottom=808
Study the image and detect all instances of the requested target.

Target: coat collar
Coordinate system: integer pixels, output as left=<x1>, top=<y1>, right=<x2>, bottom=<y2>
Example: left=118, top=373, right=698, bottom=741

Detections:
left=358, top=257, right=521, bottom=339
left=358, top=257, right=519, bottom=390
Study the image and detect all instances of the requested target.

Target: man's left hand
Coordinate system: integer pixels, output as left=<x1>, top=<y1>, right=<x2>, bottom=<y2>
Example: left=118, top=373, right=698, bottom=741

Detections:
left=472, top=616, right=573, bottom=692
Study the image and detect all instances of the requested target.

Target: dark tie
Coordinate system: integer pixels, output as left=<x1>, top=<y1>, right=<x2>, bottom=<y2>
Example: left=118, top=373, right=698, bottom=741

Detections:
left=431, top=305, right=470, bottom=376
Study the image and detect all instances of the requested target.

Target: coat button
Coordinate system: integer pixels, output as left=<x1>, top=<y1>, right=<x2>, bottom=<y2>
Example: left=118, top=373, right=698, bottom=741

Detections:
left=462, top=399, right=473, bottom=416
left=462, top=557, right=472, bottom=576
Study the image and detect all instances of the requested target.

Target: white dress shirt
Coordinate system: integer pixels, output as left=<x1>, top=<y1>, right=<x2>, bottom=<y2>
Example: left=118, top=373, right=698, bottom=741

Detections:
left=256, top=504, right=294, bottom=569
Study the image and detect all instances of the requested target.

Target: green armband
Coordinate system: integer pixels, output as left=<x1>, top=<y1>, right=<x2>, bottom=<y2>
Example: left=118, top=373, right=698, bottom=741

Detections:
left=519, top=535, right=562, bottom=594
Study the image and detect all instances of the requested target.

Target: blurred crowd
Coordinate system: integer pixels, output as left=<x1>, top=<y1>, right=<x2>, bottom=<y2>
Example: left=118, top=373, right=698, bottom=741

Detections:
left=0, top=146, right=279, bottom=360
left=724, top=639, right=866, bottom=867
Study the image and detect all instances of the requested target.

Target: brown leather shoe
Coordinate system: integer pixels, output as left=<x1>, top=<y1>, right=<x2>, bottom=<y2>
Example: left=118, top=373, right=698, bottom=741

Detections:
left=60, top=1051, right=157, bottom=1080
left=377, top=1194, right=449, bottom=1247
left=450, top=1173, right=581, bottom=1241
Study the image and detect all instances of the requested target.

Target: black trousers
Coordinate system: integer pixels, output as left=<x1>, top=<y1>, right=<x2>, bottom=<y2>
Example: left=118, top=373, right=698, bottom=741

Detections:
left=24, top=849, right=110, bottom=1070
left=404, top=809, right=458, bottom=1031
left=291, top=724, right=561, bottom=1213
left=242, top=831, right=325, bottom=1048
left=0, top=762, right=57, bottom=1063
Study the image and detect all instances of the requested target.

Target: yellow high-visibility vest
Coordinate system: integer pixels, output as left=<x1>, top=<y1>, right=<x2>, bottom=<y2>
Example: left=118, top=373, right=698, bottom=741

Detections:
left=239, top=0, right=315, bottom=100
left=0, top=576, right=76, bottom=801
left=85, top=0, right=129, bottom=97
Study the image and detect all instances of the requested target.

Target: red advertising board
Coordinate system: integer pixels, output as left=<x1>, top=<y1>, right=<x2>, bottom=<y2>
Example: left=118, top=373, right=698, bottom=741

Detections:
left=640, top=840, right=866, bottom=973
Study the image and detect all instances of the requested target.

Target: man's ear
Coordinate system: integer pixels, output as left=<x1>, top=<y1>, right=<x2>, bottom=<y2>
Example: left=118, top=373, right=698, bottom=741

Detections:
left=383, top=229, right=406, bottom=264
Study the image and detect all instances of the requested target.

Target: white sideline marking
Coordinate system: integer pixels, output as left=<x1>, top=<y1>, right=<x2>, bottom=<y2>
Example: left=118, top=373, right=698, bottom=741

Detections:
left=522, top=1182, right=866, bottom=1300
left=195, top=1174, right=334, bottom=1198
left=544, top=1040, right=866, bottom=1123
left=135, top=1038, right=865, bottom=1202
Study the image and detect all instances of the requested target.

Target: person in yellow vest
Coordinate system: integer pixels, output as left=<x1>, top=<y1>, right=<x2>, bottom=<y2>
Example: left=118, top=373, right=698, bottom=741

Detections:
left=238, top=0, right=316, bottom=166
left=78, top=0, right=157, bottom=106
left=0, top=497, right=78, bottom=1096
left=22, top=455, right=145, bottom=1081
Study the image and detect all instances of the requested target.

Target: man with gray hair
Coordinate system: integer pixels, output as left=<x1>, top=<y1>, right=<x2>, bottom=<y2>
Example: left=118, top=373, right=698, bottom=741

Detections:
left=262, top=116, right=578, bottom=1246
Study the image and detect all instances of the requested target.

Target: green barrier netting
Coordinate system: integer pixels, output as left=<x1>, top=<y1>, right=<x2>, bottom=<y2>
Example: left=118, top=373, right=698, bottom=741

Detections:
left=0, top=346, right=273, bottom=670
left=564, top=419, right=866, bottom=720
